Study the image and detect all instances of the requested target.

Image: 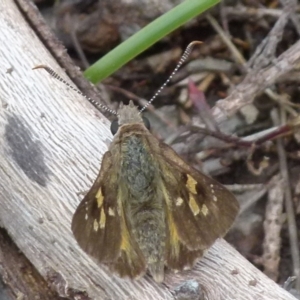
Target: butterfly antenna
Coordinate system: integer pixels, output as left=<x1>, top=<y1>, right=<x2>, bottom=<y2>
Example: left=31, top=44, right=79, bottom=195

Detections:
left=139, top=41, right=202, bottom=114
left=33, top=65, right=118, bottom=116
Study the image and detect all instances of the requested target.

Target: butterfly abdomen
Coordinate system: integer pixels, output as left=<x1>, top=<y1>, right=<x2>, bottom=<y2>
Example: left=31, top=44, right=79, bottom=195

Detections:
left=120, top=135, right=167, bottom=281
left=132, top=210, right=166, bottom=282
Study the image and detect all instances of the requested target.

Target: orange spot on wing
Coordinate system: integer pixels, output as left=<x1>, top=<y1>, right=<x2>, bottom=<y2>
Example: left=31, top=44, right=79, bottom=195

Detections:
left=187, top=175, right=197, bottom=194
left=99, top=209, right=106, bottom=228
left=189, top=195, right=200, bottom=216
left=96, top=189, right=104, bottom=208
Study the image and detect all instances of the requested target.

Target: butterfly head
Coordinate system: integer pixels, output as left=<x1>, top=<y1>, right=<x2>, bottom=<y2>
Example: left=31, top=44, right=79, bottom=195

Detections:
left=117, top=100, right=142, bottom=125
left=110, top=100, right=150, bottom=135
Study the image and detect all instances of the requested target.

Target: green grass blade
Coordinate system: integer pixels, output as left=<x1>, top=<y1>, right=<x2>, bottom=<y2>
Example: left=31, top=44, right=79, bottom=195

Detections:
left=84, top=0, right=220, bottom=83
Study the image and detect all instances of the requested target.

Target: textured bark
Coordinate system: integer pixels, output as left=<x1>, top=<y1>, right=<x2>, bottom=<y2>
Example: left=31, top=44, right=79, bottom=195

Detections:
left=0, top=229, right=63, bottom=299
left=213, top=39, right=300, bottom=123
left=0, top=0, right=297, bottom=299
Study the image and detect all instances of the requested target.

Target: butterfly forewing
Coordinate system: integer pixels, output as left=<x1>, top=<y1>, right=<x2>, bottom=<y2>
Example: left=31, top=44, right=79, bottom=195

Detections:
left=72, top=151, right=146, bottom=278
left=157, top=141, right=239, bottom=268
left=71, top=152, right=121, bottom=262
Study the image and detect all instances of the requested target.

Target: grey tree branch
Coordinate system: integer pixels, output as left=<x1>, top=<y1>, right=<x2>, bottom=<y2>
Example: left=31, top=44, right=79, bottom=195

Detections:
left=213, top=39, right=300, bottom=123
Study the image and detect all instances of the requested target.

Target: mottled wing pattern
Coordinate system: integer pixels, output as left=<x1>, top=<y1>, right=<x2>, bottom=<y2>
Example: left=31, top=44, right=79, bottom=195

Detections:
left=157, top=141, right=239, bottom=270
left=71, top=151, right=146, bottom=279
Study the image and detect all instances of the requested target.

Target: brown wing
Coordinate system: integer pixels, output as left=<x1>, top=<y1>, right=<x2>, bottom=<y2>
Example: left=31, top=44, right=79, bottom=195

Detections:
left=71, top=151, right=146, bottom=279
left=156, top=141, right=239, bottom=270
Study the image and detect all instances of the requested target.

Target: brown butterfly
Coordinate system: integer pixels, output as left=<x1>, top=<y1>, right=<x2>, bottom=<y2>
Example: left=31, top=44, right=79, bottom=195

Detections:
left=34, top=43, right=239, bottom=282
left=71, top=100, right=239, bottom=282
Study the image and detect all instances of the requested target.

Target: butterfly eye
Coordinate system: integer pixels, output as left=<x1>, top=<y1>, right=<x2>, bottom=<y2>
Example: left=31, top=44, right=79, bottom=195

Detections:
left=110, top=120, right=119, bottom=135
left=142, top=117, right=151, bottom=130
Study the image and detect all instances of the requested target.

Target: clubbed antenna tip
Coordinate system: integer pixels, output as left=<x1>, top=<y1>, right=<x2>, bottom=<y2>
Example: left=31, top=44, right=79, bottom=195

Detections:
left=139, top=41, right=202, bottom=114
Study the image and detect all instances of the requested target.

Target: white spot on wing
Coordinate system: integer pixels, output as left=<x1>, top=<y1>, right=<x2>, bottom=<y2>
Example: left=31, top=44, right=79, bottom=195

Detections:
left=201, top=204, right=209, bottom=216
left=176, top=197, right=184, bottom=206
left=108, top=207, right=115, bottom=216
left=93, top=219, right=99, bottom=231
left=210, top=184, right=217, bottom=201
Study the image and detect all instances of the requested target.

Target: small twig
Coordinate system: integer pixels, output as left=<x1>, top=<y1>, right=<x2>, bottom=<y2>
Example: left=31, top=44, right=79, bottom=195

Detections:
left=219, top=1, right=230, bottom=36
left=67, top=13, right=90, bottom=69
left=229, top=183, right=265, bottom=193
left=213, top=40, right=300, bottom=123
left=284, top=276, right=297, bottom=290
left=184, top=57, right=234, bottom=74
left=206, top=13, right=246, bottom=66
left=207, top=10, right=297, bottom=124
left=224, top=6, right=285, bottom=20
left=188, top=79, right=219, bottom=131
left=272, top=108, right=300, bottom=290
left=236, top=185, right=267, bottom=214
left=264, top=89, right=298, bottom=117
left=245, top=8, right=297, bottom=116
left=280, top=0, right=300, bottom=36
left=189, top=123, right=293, bottom=148
left=263, top=174, right=284, bottom=281
left=247, top=10, right=290, bottom=70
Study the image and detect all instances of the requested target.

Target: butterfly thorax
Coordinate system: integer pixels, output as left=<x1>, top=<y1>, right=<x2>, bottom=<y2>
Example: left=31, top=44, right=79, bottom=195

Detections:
left=117, top=130, right=167, bottom=282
